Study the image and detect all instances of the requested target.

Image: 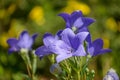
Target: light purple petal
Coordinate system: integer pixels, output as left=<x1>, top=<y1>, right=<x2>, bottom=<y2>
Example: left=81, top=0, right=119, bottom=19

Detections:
left=19, top=30, right=28, bottom=39
left=78, top=27, right=88, bottom=32
left=56, top=54, right=72, bottom=63
left=18, top=31, right=33, bottom=49
left=49, top=40, right=72, bottom=55
left=76, top=32, right=89, bottom=43
left=7, top=38, right=18, bottom=46
left=61, top=28, right=75, bottom=47
left=35, top=46, right=52, bottom=57
left=73, top=44, right=87, bottom=56
left=73, top=17, right=83, bottom=28
left=87, top=46, right=94, bottom=56
left=43, top=33, right=56, bottom=47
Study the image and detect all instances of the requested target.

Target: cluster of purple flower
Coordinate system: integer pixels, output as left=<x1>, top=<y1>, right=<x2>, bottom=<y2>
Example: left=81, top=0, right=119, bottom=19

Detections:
left=35, top=10, right=111, bottom=63
left=7, top=10, right=114, bottom=79
left=7, top=10, right=111, bottom=63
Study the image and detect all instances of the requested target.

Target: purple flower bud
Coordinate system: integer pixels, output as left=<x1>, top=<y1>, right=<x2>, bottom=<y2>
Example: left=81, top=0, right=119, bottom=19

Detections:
left=103, top=68, right=119, bottom=80
left=50, top=64, right=62, bottom=74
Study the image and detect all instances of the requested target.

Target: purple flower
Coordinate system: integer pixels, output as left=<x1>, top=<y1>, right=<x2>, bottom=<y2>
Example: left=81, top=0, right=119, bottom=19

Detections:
left=35, top=28, right=89, bottom=63
left=58, top=10, right=95, bottom=32
left=103, top=68, right=119, bottom=80
left=35, top=33, right=59, bottom=58
left=7, top=30, right=38, bottom=53
left=87, top=36, right=111, bottom=56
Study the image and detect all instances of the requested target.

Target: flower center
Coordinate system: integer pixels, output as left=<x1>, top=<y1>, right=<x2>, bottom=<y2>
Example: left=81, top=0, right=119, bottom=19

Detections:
left=67, top=48, right=74, bottom=54
left=72, top=26, right=77, bottom=32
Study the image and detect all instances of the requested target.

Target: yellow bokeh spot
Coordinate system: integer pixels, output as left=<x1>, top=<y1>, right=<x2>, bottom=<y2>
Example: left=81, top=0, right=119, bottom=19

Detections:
left=105, top=17, right=117, bottom=32
left=29, top=6, right=45, bottom=25
left=62, top=1, right=90, bottom=15
left=8, top=19, right=24, bottom=37
left=102, top=37, right=110, bottom=48
left=0, top=33, right=9, bottom=48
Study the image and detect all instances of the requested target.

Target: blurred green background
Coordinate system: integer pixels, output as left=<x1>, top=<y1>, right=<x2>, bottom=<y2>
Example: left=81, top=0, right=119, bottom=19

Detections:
left=0, top=0, right=120, bottom=80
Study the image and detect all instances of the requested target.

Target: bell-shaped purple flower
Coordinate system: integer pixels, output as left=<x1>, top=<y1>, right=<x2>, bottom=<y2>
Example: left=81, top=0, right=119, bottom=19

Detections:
left=7, top=30, right=38, bottom=53
left=87, top=36, right=111, bottom=56
left=58, top=10, right=95, bottom=32
left=35, top=28, right=89, bottom=63
left=35, top=32, right=60, bottom=58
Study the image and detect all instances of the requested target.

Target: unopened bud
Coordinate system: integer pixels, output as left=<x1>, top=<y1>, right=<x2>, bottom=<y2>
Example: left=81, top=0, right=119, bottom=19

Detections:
left=91, top=70, right=95, bottom=74
left=85, top=68, right=89, bottom=73
left=103, top=68, right=119, bottom=80
left=20, top=48, right=28, bottom=54
left=87, top=54, right=92, bottom=59
left=50, top=64, right=62, bottom=75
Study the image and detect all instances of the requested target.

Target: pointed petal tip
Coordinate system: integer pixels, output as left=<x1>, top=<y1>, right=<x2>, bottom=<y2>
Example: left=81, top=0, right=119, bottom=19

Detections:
left=43, top=33, right=53, bottom=38
left=32, top=33, right=38, bottom=40
left=21, top=30, right=28, bottom=35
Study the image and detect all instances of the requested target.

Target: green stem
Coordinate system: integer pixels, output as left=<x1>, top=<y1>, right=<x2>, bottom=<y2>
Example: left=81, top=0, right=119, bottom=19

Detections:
left=77, top=71, right=80, bottom=80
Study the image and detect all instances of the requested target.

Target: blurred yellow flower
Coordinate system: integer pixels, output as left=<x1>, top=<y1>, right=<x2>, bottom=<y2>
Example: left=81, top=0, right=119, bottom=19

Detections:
left=0, top=33, right=9, bottom=48
left=8, top=19, right=24, bottom=37
left=29, top=6, right=45, bottom=25
left=105, top=17, right=117, bottom=32
left=102, top=37, right=110, bottom=48
left=62, top=1, right=90, bottom=15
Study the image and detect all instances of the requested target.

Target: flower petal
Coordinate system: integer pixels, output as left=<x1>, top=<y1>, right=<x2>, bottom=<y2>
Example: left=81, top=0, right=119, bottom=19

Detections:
left=86, top=34, right=92, bottom=44
left=61, top=28, right=75, bottom=47
left=49, top=40, right=72, bottom=55
left=58, top=13, right=70, bottom=22
left=92, top=38, right=103, bottom=50
left=55, top=30, right=63, bottom=39
left=93, top=49, right=111, bottom=56
left=58, top=13, right=71, bottom=28
left=73, top=17, right=83, bottom=28
left=7, top=38, right=18, bottom=46
left=19, top=30, right=28, bottom=39
left=73, top=44, right=87, bottom=56
left=76, top=32, right=89, bottom=43
left=71, top=10, right=83, bottom=24
left=18, top=31, right=33, bottom=49
left=35, top=46, right=52, bottom=57
left=56, top=54, right=72, bottom=63
left=32, top=33, right=38, bottom=41
left=81, top=17, right=95, bottom=27
left=43, top=33, right=56, bottom=47
left=8, top=47, right=20, bottom=54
